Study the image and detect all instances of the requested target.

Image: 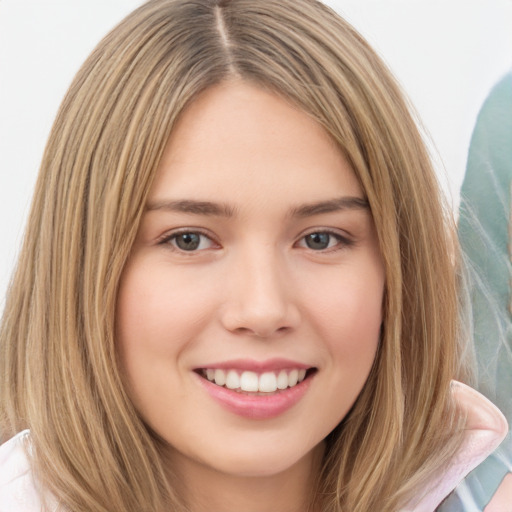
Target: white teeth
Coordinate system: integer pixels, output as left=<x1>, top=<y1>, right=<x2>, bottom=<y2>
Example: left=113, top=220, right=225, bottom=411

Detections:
left=225, top=370, right=240, bottom=390
left=288, top=369, right=299, bottom=387
left=203, top=368, right=310, bottom=393
left=276, top=370, right=288, bottom=390
left=214, top=369, right=226, bottom=386
left=240, top=371, right=259, bottom=392
left=259, top=372, right=277, bottom=393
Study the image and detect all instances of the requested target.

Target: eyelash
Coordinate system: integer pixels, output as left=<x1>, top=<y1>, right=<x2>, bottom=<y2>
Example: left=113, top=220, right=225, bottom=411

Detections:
left=156, top=229, right=219, bottom=253
left=295, top=230, right=354, bottom=252
left=157, top=229, right=354, bottom=253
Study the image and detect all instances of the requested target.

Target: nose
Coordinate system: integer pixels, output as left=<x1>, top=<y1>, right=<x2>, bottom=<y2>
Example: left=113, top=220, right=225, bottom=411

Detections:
left=220, top=249, right=301, bottom=338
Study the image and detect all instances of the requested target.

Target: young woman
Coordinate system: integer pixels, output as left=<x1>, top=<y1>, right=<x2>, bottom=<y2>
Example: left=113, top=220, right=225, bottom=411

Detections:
left=0, top=1, right=507, bottom=511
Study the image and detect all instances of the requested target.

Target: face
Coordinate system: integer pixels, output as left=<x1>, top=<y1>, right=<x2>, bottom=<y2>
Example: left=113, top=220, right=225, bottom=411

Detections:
left=116, top=82, right=385, bottom=482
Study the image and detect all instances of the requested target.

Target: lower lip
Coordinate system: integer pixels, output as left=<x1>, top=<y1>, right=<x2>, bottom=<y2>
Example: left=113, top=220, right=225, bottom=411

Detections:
left=195, top=373, right=314, bottom=420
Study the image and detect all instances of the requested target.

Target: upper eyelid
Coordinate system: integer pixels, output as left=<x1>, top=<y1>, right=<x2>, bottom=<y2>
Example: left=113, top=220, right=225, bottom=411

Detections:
left=156, top=228, right=218, bottom=246
left=295, top=229, right=356, bottom=250
left=297, top=227, right=354, bottom=241
left=154, top=226, right=354, bottom=246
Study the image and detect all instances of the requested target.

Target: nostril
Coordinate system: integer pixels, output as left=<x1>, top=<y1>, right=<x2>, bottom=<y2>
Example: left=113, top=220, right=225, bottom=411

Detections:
left=219, top=281, right=301, bottom=337
left=229, top=324, right=292, bottom=338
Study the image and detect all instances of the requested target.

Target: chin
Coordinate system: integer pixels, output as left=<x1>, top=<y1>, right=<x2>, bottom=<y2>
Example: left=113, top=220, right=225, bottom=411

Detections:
left=198, top=440, right=323, bottom=479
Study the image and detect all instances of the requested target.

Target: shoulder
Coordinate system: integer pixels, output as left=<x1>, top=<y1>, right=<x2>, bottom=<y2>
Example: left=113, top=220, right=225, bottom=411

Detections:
left=402, top=381, right=509, bottom=511
left=449, top=381, right=508, bottom=470
left=0, top=430, right=52, bottom=512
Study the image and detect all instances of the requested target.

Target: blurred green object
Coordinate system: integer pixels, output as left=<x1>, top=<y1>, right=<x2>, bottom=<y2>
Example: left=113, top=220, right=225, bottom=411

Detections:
left=440, top=71, right=512, bottom=510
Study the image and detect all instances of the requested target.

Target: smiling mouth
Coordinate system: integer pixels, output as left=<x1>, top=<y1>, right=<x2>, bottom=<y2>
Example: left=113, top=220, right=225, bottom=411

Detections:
left=196, top=368, right=317, bottom=394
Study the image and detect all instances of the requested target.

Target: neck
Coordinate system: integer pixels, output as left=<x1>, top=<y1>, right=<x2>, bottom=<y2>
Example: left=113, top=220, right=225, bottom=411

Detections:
left=167, top=444, right=324, bottom=512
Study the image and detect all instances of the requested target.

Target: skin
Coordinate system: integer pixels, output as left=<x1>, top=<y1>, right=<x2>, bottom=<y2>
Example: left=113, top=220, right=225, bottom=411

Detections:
left=116, top=81, right=385, bottom=512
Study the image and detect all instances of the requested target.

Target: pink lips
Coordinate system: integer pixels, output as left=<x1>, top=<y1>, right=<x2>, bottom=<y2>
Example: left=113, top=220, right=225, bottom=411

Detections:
left=198, top=358, right=311, bottom=372
left=194, top=358, right=315, bottom=420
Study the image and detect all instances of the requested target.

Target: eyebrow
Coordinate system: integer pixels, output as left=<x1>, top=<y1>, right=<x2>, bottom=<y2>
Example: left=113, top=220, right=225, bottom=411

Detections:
left=145, top=196, right=369, bottom=218
left=289, top=197, right=369, bottom=217
left=146, top=199, right=237, bottom=217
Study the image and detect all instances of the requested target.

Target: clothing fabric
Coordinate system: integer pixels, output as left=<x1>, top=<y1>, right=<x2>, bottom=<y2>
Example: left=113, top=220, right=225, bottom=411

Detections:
left=0, top=382, right=507, bottom=512
left=401, top=382, right=508, bottom=512
left=0, top=430, right=57, bottom=511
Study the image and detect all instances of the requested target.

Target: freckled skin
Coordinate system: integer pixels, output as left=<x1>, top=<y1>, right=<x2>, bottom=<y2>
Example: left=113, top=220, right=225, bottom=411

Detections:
left=116, top=81, right=385, bottom=511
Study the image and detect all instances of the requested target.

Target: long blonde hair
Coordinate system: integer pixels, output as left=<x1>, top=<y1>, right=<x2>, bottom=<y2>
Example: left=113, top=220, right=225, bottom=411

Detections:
left=0, top=0, right=466, bottom=510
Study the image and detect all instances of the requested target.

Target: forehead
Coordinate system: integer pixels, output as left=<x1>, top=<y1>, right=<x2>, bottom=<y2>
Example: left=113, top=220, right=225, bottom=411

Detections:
left=149, top=81, right=363, bottom=207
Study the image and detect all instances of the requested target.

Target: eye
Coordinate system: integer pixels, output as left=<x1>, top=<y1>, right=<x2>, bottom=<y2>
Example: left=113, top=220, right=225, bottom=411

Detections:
left=297, top=231, right=350, bottom=251
left=160, top=231, right=216, bottom=252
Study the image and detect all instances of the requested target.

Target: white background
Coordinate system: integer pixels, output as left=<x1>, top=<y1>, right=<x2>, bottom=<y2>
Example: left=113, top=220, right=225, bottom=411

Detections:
left=1, top=0, right=511, bottom=303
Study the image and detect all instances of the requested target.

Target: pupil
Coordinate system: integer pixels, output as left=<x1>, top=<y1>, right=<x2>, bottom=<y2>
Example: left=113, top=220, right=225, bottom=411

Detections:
left=306, top=233, right=329, bottom=250
left=176, top=233, right=200, bottom=251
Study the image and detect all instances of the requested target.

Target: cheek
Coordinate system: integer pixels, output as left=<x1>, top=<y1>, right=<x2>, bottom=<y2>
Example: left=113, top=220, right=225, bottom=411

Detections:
left=116, top=260, right=217, bottom=357
left=303, top=264, right=384, bottom=375
left=115, top=261, right=216, bottom=424
left=115, top=262, right=208, bottom=415
left=310, top=273, right=383, bottom=335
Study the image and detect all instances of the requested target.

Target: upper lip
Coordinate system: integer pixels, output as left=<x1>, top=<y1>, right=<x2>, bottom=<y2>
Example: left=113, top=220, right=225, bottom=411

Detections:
left=194, top=358, right=313, bottom=372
